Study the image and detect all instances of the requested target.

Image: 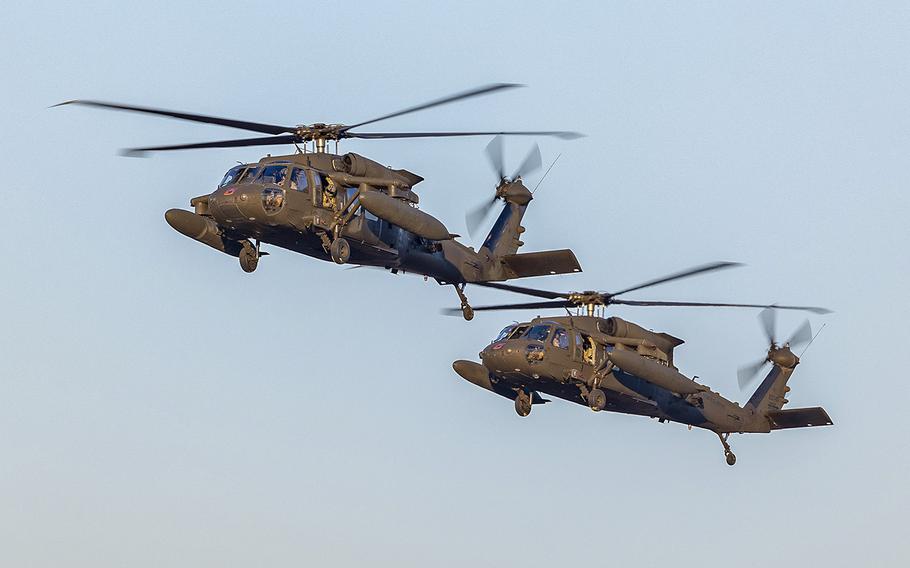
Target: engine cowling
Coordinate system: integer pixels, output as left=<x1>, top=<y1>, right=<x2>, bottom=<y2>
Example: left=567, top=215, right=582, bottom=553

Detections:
left=335, top=153, right=391, bottom=179
left=599, top=317, right=682, bottom=356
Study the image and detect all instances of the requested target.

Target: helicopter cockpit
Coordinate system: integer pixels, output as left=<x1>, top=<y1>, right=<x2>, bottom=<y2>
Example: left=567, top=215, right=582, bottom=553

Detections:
left=218, top=164, right=248, bottom=187
left=252, top=164, right=289, bottom=186
left=488, top=321, right=600, bottom=366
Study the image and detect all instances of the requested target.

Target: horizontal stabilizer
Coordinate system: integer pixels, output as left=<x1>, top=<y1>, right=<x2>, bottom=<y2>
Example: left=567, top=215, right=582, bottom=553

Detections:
left=767, top=407, right=833, bottom=430
left=501, top=249, right=582, bottom=279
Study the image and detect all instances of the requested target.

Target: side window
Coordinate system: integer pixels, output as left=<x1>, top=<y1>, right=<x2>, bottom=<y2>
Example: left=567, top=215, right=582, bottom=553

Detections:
left=552, top=328, right=569, bottom=349
left=290, top=168, right=309, bottom=192
left=342, top=186, right=358, bottom=207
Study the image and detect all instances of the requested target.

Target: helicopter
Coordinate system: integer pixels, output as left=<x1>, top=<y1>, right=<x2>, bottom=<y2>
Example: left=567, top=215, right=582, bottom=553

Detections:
left=448, top=262, right=833, bottom=465
left=54, top=84, right=584, bottom=320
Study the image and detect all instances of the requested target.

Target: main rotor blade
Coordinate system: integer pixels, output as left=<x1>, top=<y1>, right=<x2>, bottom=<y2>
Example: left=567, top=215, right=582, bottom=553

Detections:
left=343, top=83, right=522, bottom=131
left=474, top=281, right=569, bottom=300
left=759, top=307, right=777, bottom=345
left=786, top=320, right=813, bottom=348
left=738, top=358, right=769, bottom=390
left=53, top=100, right=294, bottom=135
left=345, top=130, right=583, bottom=139
left=513, top=144, right=542, bottom=180
left=122, top=134, right=299, bottom=156
left=445, top=300, right=573, bottom=314
left=610, top=299, right=831, bottom=314
left=486, top=135, right=505, bottom=179
left=609, top=261, right=743, bottom=297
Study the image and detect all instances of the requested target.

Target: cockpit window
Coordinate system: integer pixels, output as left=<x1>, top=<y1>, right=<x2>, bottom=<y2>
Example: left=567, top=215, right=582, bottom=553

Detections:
left=524, top=325, right=552, bottom=342
left=289, top=167, right=309, bottom=192
left=254, top=165, right=288, bottom=186
left=219, top=165, right=245, bottom=188
left=552, top=328, right=569, bottom=349
left=508, top=325, right=529, bottom=339
left=494, top=325, right=516, bottom=342
left=238, top=167, right=260, bottom=183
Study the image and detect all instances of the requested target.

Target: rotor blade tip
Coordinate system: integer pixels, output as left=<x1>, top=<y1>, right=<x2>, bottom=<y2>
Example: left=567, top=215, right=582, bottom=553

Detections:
left=119, top=149, right=146, bottom=158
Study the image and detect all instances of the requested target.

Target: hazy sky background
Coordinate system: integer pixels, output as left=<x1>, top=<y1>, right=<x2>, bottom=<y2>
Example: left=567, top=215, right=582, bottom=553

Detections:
left=1, top=1, right=907, bottom=566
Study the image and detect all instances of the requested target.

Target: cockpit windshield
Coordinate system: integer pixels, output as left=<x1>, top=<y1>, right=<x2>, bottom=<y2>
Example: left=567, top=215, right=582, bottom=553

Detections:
left=253, top=165, right=288, bottom=186
left=219, top=165, right=246, bottom=188
left=237, top=167, right=260, bottom=183
left=494, top=325, right=516, bottom=342
left=523, top=325, right=552, bottom=342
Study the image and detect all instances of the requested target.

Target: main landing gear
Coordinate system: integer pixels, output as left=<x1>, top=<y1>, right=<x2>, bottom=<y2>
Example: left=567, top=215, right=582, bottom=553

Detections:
left=514, top=390, right=533, bottom=417
left=717, top=432, right=737, bottom=466
left=588, top=388, right=607, bottom=412
left=239, top=240, right=260, bottom=273
left=454, top=283, right=474, bottom=321
left=330, top=237, right=351, bottom=264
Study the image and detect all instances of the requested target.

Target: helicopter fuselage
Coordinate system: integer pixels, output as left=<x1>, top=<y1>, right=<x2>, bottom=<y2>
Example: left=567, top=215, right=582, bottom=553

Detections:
left=164, top=151, right=580, bottom=289
left=456, top=315, right=782, bottom=435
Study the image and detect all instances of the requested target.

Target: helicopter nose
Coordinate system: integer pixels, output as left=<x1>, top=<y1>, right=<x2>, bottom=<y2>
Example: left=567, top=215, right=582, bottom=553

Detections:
left=210, top=184, right=281, bottom=224
left=232, top=186, right=266, bottom=218
left=480, top=341, right=528, bottom=372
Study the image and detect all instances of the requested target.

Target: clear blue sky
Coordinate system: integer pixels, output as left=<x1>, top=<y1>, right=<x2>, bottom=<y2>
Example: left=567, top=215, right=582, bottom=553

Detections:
left=1, top=1, right=907, bottom=566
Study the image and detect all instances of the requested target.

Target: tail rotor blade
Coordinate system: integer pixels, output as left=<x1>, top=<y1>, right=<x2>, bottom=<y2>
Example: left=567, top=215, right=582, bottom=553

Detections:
left=786, top=320, right=813, bottom=348
left=512, top=143, right=542, bottom=180
left=738, top=358, right=769, bottom=390
left=466, top=198, right=498, bottom=238
left=759, top=307, right=777, bottom=345
left=485, top=136, right=505, bottom=180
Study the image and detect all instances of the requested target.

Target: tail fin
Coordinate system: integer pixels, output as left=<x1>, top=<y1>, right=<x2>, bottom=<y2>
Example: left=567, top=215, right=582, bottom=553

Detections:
left=745, top=364, right=794, bottom=416
left=745, top=361, right=834, bottom=430
left=481, top=199, right=529, bottom=258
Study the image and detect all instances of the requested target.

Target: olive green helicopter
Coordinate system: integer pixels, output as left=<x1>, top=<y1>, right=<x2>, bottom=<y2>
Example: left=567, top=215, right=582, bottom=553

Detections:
left=54, top=84, right=584, bottom=319
left=448, top=262, right=833, bottom=465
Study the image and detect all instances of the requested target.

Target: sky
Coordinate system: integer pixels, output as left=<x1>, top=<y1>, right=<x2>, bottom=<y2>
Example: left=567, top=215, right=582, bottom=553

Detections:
left=1, top=1, right=908, bottom=566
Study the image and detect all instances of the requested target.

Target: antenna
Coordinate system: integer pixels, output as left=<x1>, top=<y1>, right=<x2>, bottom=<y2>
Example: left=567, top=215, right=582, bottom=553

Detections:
left=799, top=323, right=827, bottom=357
left=531, top=153, right=561, bottom=194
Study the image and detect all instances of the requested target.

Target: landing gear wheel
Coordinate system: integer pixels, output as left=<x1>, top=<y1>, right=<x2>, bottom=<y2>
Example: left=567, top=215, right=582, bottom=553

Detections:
left=716, top=432, right=736, bottom=466
left=454, top=284, right=473, bottom=321
left=514, top=391, right=532, bottom=417
left=239, top=243, right=259, bottom=273
left=588, top=388, right=607, bottom=412
left=330, top=237, right=350, bottom=264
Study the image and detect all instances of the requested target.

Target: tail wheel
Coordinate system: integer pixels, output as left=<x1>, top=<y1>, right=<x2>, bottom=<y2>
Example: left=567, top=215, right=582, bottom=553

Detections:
left=330, top=237, right=351, bottom=264
left=725, top=452, right=737, bottom=466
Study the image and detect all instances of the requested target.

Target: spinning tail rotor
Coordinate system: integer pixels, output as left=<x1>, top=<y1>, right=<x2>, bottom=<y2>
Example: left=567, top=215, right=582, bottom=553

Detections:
left=465, top=136, right=542, bottom=238
left=737, top=308, right=814, bottom=389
